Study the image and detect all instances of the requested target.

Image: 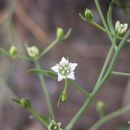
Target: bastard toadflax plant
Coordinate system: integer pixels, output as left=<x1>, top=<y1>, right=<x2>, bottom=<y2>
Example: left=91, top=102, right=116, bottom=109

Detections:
left=1, top=0, right=130, bottom=130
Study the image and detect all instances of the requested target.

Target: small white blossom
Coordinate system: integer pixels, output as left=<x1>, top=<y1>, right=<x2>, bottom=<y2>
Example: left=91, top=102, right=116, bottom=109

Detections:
left=27, top=46, right=39, bottom=58
left=48, top=120, right=62, bottom=130
left=115, top=21, right=128, bottom=35
left=51, top=57, right=78, bottom=81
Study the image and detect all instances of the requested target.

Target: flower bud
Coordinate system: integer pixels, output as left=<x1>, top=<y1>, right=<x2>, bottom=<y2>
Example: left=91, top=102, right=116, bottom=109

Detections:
left=20, top=98, right=31, bottom=108
left=56, top=27, right=64, bottom=40
left=9, top=46, right=17, bottom=58
left=115, top=21, right=128, bottom=35
left=61, top=90, right=68, bottom=102
left=84, top=8, right=93, bottom=21
left=96, top=100, right=105, bottom=111
left=27, top=46, right=39, bottom=59
left=48, top=120, right=63, bottom=130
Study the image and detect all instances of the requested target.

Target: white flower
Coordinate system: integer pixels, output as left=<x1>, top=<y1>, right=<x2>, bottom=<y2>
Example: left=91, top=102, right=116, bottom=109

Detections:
left=115, top=21, right=128, bottom=35
left=27, top=46, right=39, bottom=58
left=48, top=120, right=62, bottom=130
left=51, top=57, right=78, bottom=81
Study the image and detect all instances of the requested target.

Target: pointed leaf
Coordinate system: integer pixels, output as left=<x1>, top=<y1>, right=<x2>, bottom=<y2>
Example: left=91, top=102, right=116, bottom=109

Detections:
left=63, top=28, right=72, bottom=40
left=29, top=69, right=57, bottom=78
left=107, top=0, right=115, bottom=35
left=12, top=98, right=21, bottom=104
left=0, top=48, right=10, bottom=57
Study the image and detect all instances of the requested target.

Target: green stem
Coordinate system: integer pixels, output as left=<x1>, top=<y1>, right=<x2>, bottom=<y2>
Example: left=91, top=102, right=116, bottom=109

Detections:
left=79, top=13, right=107, bottom=33
left=96, top=46, right=113, bottom=84
left=57, top=79, right=68, bottom=106
left=115, top=35, right=130, bottom=43
left=88, top=22, right=130, bottom=43
left=93, top=29, right=130, bottom=94
left=27, top=107, right=49, bottom=126
left=95, top=0, right=117, bottom=49
left=64, top=79, right=68, bottom=92
left=91, top=21, right=107, bottom=33
left=16, top=55, right=32, bottom=61
left=39, top=39, right=59, bottom=58
left=89, top=104, right=130, bottom=130
left=65, top=29, right=130, bottom=130
left=69, top=80, right=90, bottom=97
left=107, top=0, right=115, bottom=36
left=97, top=109, right=105, bottom=119
left=34, top=61, right=55, bottom=120
left=112, top=71, right=130, bottom=77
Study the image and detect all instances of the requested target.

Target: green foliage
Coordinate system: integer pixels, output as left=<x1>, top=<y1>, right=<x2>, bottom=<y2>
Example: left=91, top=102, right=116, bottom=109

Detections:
left=1, top=0, right=130, bottom=130
left=12, top=98, right=31, bottom=109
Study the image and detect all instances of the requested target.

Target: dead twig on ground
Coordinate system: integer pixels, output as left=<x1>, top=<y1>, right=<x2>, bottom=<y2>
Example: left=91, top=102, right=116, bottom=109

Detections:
left=12, top=0, right=49, bottom=44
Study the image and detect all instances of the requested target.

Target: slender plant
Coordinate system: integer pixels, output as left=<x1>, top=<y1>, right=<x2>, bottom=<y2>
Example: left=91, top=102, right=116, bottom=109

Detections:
left=0, top=0, right=130, bottom=130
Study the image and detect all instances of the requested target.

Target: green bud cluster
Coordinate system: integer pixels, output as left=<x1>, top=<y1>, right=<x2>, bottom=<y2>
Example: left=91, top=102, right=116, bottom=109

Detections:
left=56, top=27, right=64, bottom=40
left=20, top=98, right=31, bottom=108
left=96, top=100, right=105, bottom=111
left=84, top=8, right=93, bottom=21
left=9, top=46, right=17, bottom=58
left=61, top=90, right=68, bottom=102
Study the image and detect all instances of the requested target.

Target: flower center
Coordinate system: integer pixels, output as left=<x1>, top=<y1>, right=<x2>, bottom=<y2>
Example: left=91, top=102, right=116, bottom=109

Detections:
left=59, top=63, right=71, bottom=76
left=51, top=124, right=59, bottom=130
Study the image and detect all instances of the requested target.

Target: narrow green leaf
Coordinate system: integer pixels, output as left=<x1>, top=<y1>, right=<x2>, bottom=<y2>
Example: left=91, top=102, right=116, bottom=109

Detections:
left=95, top=0, right=117, bottom=49
left=28, top=108, right=49, bottom=126
left=12, top=98, right=49, bottom=126
left=79, top=13, right=87, bottom=21
left=12, top=98, right=21, bottom=104
left=112, top=71, right=130, bottom=77
left=63, top=28, right=72, bottom=40
left=68, top=79, right=90, bottom=97
left=29, top=69, right=57, bottom=78
left=0, top=48, right=10, bottom=57
left=107, top=0, right=115, bottom=35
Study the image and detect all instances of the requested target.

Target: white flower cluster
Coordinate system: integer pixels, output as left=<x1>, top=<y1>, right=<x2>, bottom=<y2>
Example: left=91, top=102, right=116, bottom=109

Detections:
left=27, top=46, right=39, bottom=58
left=115, top=21, right=128, bottom=35
left=51, top=57, right=78, bottom=81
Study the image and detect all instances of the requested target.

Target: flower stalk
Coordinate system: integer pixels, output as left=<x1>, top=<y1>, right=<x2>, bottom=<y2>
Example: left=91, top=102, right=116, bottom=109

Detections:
left=89, top=104, right=130, bottom=130
left=65, top=28, right=130, bottom=130
left=34, top=60, right=55, bottom=120
left=1, top=0, right=130, bottom=129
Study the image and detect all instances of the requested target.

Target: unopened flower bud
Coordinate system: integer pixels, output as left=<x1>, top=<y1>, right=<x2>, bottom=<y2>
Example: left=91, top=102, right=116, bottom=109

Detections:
left=27, top=46, right=39, bottom=59
left=115, top=21, right=128, bottom=35
left=20, top=98, right=31, bottom=108
left=96, top=100, right=105, bottom=111
left=56, top=27, right=64, bottom=40
left=61, top=90, right=68, bottom=102
left=85, top=8, right=93, bottom=21
left=9, top=46, right=17, bottom=58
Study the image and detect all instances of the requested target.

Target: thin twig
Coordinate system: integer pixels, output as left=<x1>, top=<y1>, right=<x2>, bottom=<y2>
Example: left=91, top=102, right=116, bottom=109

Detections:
left=12, top=0, right=48, bottom=44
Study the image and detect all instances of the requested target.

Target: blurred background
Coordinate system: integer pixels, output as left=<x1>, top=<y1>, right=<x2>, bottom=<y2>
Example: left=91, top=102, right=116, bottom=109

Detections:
left=0, top=0, right=130, bottom=130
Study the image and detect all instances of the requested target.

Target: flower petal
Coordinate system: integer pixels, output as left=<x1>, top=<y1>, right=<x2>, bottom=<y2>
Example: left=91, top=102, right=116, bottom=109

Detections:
left=60, top=57, right=68, bottom=64
left=67, top=72, right=75, bottom=80
left=51, top=64, right=59, bottom=72
left=123, top=24, right=128, bottom=31
left=58, top=73, right=65, bottom=81
left=70, top=63, right=78, bottom=71
left=115, top=21, right=120, bottom=30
